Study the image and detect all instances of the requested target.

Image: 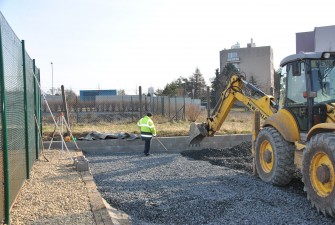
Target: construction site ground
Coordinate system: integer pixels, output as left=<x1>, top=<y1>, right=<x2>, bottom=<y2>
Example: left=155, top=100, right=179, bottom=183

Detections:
left=84, top=139, right=335, bottom=224
left=10, top=135, right=335, bottom=224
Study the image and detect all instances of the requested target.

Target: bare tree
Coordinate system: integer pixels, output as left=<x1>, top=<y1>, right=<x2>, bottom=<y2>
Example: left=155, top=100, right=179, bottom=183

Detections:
left=118, top=89, right=126, bottom=95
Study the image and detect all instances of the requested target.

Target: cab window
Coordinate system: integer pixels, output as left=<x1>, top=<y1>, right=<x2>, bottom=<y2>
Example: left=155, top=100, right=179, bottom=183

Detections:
left=286, top=63, right=307, bottom=106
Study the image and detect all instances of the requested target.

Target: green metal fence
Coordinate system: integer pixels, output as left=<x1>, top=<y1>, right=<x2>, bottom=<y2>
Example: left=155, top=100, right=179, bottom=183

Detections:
left=0, top=12, right=42, bottom=224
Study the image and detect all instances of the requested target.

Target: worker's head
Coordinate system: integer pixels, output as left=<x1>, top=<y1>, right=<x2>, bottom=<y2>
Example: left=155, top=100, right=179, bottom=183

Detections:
left=147, top=112, right=153, bottom=117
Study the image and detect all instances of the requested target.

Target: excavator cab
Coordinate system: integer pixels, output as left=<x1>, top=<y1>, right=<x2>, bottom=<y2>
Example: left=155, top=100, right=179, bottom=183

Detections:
left=275, top=52, right=335, bottom=217
left=279, top=52, right=335, bottom=133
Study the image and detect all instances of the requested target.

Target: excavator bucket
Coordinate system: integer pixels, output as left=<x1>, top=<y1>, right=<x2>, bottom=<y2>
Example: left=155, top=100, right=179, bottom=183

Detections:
left=188, top=122, right=208, bottom=145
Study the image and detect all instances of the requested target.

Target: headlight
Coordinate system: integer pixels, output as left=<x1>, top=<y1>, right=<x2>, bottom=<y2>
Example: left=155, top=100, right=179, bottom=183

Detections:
left=323, top=52, right=331, bottom=59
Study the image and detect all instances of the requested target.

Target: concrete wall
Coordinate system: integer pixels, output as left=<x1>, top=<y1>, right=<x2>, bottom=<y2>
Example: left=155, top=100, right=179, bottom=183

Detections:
left=45, top=134, right=252, bottom=155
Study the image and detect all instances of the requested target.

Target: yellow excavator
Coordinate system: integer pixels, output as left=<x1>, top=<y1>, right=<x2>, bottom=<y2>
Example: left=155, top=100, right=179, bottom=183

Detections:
left=189, top=51, right=335, bottom=217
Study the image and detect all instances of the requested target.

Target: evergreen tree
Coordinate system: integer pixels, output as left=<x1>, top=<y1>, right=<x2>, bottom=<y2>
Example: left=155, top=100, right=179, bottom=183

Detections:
left=161, top=81, right=178, bottom=96
left=160, top=76, right=190, bottom=97
left=210, top=64, right=238, bottom=106
left=155, top=88, right=164, bottom=96
left=189, top=68, right=207, bottom=99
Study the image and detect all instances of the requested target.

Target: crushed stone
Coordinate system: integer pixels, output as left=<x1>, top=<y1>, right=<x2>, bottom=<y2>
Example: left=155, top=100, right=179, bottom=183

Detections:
left=86, top=141, right=335, bottom=225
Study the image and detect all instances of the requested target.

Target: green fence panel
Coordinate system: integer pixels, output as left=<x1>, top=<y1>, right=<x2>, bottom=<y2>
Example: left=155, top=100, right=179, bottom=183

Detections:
left=1, top=13, right=27, bottom=222
left=25, top=52, right=37, bottom=170
left=34, top=62, right=41, bottom=158
left=0, top=14, right=5, bottom=223
left=0, top=12, right=41, bottom=224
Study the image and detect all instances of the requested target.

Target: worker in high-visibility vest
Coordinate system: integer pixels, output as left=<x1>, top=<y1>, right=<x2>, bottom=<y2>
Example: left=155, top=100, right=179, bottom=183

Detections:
left=137, top=112, right=157, bottom=156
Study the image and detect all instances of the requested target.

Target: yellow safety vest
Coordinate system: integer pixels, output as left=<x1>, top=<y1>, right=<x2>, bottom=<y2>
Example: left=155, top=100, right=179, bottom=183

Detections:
left=137, top=116, right=156, bottom=137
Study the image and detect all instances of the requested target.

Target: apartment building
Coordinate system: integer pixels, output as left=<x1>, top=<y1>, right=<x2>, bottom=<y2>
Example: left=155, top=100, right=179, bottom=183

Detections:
left=219, top=40, right=274, bottom=95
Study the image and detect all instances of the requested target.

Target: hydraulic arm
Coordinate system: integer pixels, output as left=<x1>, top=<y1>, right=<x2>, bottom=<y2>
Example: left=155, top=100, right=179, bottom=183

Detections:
left=189, top=73, right=277, bottom=145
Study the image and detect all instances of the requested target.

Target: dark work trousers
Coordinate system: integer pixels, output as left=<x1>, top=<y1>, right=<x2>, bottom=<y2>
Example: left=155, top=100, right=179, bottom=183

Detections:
left=142, top=136, right=152, bottom=155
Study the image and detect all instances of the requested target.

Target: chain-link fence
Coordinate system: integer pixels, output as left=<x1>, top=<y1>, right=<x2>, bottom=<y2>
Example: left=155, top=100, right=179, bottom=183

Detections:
left=0, top=12, right=42, bottom=224
left=42, top=94, right=202, bottom=125
left=42, top=82, right=251, bottom=127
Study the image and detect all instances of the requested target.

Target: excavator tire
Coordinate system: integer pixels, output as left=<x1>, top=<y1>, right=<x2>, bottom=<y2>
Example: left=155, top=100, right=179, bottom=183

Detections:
left=255, top=126, right=295, bottom=186
left=302, top=133, right=335, bottom=217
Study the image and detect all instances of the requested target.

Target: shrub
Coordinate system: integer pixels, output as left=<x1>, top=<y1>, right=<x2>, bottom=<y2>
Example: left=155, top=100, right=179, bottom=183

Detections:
left=186, top=104, right=201, bottom=122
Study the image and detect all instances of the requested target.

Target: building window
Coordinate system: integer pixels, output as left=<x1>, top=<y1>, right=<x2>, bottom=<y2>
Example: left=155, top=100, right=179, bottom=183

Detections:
left=227, top=52, right=240, bottom=62
left=228, top=52, right=238, bottom=59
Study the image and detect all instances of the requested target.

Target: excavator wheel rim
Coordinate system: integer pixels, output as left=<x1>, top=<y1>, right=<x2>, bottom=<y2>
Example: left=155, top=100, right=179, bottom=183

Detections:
left=310, top=151, right=335, bottom=198
left=259, top=140, right=274, bottom=173
left=303, top=133, right=335, bottom=217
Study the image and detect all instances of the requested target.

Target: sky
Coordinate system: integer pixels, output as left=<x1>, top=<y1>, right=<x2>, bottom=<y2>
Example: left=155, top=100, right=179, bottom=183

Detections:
left=0, top=0, right=334, bottom=95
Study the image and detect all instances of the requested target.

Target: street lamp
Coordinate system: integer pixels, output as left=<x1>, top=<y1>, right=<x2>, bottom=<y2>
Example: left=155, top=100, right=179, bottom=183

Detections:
left=51, top=62, right=54, bottom=95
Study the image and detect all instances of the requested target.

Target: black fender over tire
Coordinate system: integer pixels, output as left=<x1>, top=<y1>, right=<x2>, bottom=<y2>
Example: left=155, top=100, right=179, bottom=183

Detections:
left=302, top=133, right=335, bottom=217
left=255, top=126, right=295, bottom=186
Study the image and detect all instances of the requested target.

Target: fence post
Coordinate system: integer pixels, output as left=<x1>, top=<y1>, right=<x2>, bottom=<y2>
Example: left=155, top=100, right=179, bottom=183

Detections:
left=156, top=96, right=159, bottom=115
left=161, top=96, right=164, bottom=116
left=168, top=97, right=170, bottom=118
left=38, top=70, right=42, bottom=150
left=139, top=86, right=142, bottom=118
left=22, top=40, right=30, bottom=179
left=131, top=96, right=134, bottom=122
left=183, top=96, right=186, bottom=121
left=175, top=96, right=177, bottom=121
left=145, top=95, right=147, bottom=112
left=152, top=96, right=154, bottom=114
left=207, top=86, right=210, bottom=118
left=61, top=85, right=70, bottom=135
left=33, top=59, right=39, bottom=159
left=123, top=95, right=125, bottom=112
left=76, top=96, right=79, bottom=124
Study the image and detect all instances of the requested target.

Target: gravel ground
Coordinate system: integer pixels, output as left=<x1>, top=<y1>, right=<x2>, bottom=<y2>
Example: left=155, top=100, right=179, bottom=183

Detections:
left=86, top=142, right=335, bottom=225
left=10, top=150, right=95, bottom=225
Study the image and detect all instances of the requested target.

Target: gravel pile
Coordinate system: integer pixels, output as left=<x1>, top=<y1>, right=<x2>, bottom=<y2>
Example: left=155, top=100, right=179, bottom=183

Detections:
left=86, top=142, right=335, bottom=225
left=181, top=141, right=253, bottom=174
